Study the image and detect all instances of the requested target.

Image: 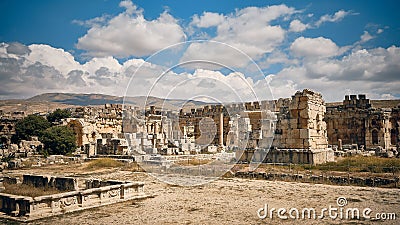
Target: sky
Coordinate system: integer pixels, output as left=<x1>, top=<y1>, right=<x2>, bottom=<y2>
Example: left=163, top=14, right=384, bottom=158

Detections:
left=0, top=0, right=399, bottom=102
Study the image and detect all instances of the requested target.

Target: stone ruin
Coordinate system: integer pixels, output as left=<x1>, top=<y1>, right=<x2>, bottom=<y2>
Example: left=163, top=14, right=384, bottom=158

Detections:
left=22, top=174, right=78, bottom=191
left=236, top=89, right=334, bottom=165
left=0, top=174, right=147, bottom=221
left=2, top=89, right=398, bottom=167
left=325, top=94, right=400, bottom=156
left=273, top=89, right=328, bottom=149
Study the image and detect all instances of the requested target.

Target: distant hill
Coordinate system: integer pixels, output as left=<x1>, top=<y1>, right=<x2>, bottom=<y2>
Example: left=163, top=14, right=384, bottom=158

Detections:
left=0, top=99, right=73, bottom=114
left=15, top=93, right=400, bottom=111
left=27, top=93, right=123, bottom=106
left=26, top=93, right=209, bottom=110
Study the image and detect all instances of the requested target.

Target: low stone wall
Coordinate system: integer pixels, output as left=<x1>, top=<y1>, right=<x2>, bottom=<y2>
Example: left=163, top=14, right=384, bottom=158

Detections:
left=22, top=174, right=78, bottom=191
left=85, top=179, right=128, bottom=189
left=0, top=178, right=146, bottom=221
left=236, top=148, right=335, bottom=165
left=234, top=171, right=399, bottom=188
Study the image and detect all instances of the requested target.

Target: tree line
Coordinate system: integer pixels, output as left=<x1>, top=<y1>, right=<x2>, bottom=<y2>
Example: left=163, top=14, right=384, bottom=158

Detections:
left=12, top=109, right=76, bottom=156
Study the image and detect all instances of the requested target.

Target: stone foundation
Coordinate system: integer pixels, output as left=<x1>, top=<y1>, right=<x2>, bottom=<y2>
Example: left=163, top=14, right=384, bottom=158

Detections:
left=235, top=148, right=334, bottom=165
left=234, top=171, right=399, bottom=188
left=22, top=174, right=78, bottom=191
left=0, top=175, right=147, bottom=221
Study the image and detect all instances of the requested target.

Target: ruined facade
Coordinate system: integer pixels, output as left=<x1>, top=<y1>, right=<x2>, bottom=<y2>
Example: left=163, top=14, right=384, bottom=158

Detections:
left=2, top=89, right=398, bottom=165
left=179, top=105, right=229, bottom=149
left=325, top=94, right=400, bottom=150
left=176, top=89, right=333, bottom=164
left=123, top=105, right=181, bottom=155
left=234, top=89, right=333, bottom=164
left=272, top=89, right=328, bottom=150
left=0, top=111, right=25, bottom=150
left=63, top=104, right=127, bottom=156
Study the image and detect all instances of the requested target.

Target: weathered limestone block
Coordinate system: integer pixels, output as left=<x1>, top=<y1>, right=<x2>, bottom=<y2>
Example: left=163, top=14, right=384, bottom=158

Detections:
left=22, top=175, right=51, bottom=189
left=298, top=118, right=308, bottom=128
left=85, top=179, right=102, bottom=189
left=299, top=129, right=308, bottom=139
left=272, top=89, right=329, bottom=151
left=54, top=177, right=78, bottom=191
left=21, top=175, right=77, bottom=191
left=290, top=129, right=300, bottom=139
left=299, top=109, right=309, bottom=119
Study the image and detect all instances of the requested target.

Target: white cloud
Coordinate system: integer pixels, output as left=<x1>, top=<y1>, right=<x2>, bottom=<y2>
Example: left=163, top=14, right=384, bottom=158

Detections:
left=0, top=42, right=275, bottom=102
left=315, top=10, right=351, bottom=27
left=119, top=0, right=143, bottom=15
left=186, top=5, right=295, bottom=67
left=25, top=44, right=80, bottom=75
left=180, top=41, right=256, bottom=70
left=380, top=94, right=395, bottom=100
left=127, top=68, right=269, bottom=103
left=82, top=56, right=122, bottom=75
left=289, top=19, right=308, bottom=32
left=360, top=31, right=374, bottom=43
left=191, top=12, right=224, bottom=28
left=5, top=42, right=31, bottom=56
left=76, top=1, right=186, bottom=57
left=290, top=37, right=340, bottom=58
left=377, top=28, right=384, bottom=34
left=72, top=14, right=110, bottom=27
left=259, top=50, right=298, bottom=69
left=1, top=42, right=399, bottom=102
left=267, top=46, right=400, bottom=101
left=0, top=43, right=134, bottom=98
left=1, top=4, right=399, bottom=102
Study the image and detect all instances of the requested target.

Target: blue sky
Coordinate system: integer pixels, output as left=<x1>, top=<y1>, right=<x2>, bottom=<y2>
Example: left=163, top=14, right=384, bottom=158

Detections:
left=0, top=0, right=399, bottom=101
left=1, top=0, right=399, bottom=52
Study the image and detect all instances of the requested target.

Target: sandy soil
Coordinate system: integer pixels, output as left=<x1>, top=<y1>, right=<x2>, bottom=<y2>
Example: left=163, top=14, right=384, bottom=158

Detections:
left=1, top=166, right=399, bottom=225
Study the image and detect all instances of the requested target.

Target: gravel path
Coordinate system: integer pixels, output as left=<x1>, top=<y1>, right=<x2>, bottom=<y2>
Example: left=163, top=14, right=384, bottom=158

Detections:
left=2, top=168, right=399, bottom=224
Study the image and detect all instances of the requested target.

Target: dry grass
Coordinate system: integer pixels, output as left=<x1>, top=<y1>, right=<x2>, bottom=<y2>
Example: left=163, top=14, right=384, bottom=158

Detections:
left=122, top=162, right=146, bottom=172
left=235, top=156, right=400, bottom=177
left=311, top=156, right=400, bottom=173
left=174, top=158, right=212, bottom=166
left=85, top=158, right=124, bottom=170
left=3, top=183, right=62, bottom=197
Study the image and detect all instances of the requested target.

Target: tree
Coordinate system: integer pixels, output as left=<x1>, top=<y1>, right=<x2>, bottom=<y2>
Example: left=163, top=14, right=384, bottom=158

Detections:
left=40, top=126, right=77, bottom=155
left=12, top=115, right=51, bottom=143
left=47, top=108, right=71, bottom=123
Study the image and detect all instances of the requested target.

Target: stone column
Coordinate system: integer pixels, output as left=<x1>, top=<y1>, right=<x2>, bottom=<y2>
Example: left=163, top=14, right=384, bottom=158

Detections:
left=219, top=112, right=224, bottom=146
left=140, top=137, right=144, bottom=152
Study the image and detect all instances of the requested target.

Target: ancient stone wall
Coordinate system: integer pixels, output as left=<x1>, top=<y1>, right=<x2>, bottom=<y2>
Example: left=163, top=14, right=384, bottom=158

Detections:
left=272, top=89, right=328, bottom=150
left=0, top=112, right=24, bottom=149
left=325, top=94, right=399, bottom=150
left=179, top=105, right=230, bottom=148
left=64, top=104, right=128, bottom=156
left=235, top=148, right=334, bottom=165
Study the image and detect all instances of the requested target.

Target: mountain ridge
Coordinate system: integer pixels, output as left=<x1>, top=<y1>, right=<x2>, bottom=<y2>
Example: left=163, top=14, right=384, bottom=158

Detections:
left=26, top=93, right=400, bottom=109
left=27, top=93, right=210, bottom=110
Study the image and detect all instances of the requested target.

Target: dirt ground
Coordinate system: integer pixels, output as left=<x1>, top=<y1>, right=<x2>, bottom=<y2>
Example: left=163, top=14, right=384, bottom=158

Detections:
left=1, top=164, right=399, bottom=225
